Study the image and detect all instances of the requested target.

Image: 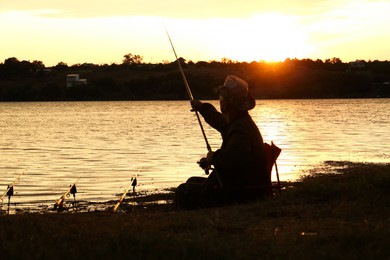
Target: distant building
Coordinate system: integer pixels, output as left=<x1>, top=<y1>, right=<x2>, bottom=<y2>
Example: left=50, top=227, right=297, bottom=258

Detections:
left=66, top=74, right=87, bottom=88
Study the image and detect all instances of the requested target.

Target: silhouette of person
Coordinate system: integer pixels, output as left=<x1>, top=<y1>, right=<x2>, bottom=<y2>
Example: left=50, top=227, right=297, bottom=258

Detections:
left=175, top=75, right=269, bottom=209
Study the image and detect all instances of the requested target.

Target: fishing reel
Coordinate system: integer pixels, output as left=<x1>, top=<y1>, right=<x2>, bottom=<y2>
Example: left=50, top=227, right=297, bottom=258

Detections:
left=54, top=183, right=78, bottom=211
left=197, top=157, right=213, bottom=175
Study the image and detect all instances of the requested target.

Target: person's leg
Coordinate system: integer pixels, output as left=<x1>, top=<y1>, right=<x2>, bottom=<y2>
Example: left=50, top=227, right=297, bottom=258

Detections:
left=174, top=182, right=203, bottom=209
left=175, top=172, right=222, bottom=209
left=198, top=171, right=224, bottom=207
left=186, top=176, right=207, bottom=184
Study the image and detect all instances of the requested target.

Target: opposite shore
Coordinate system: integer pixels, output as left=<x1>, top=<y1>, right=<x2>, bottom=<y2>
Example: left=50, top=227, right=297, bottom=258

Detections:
left=1, top=58, right=390, bottom=101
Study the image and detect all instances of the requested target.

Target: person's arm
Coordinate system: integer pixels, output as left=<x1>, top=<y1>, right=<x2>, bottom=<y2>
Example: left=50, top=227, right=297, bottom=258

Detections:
left=191, top=100, right=227, bottom=132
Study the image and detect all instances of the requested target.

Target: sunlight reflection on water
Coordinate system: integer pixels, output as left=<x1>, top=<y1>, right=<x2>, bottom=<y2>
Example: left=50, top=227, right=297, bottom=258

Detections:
left=0, top=99, right=389, bottom=209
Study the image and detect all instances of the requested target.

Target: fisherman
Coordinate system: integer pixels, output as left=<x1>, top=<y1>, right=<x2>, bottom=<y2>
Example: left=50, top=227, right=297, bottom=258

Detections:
left=175, top=75, right=270, bottom=209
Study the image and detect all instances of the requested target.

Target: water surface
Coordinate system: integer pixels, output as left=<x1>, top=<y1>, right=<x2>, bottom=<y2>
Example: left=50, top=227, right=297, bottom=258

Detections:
left=1, top=99, right=389, bottom=209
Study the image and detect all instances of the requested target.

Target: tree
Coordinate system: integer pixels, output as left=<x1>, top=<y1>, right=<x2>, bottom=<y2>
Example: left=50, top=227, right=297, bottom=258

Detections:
left=2, top=57, right=33, bottom=78
left=32, top=60, right=45, bottom=69
left=54, top=62, right=68, bottom=71
left=4, top=57, right=20, bottom=66
left=325, top=57, right=342, bottom=64
left=122, top=53, right=143, bottom=65
left=221, top=57, right=233, bottom=64
left=31, top=60, right=45, bottom=74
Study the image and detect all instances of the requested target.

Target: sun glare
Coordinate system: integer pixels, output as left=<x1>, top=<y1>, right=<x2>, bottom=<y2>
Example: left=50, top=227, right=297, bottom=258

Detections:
left=213, top=13, right=312, bottom=62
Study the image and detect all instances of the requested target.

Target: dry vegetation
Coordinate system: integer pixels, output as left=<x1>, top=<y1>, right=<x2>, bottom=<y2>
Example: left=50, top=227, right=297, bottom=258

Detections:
left=1, top=161, right=389, bottom=259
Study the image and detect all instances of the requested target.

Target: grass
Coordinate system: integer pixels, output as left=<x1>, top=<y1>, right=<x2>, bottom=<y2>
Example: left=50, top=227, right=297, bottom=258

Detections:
left=0, top=161, right=389, bottom=259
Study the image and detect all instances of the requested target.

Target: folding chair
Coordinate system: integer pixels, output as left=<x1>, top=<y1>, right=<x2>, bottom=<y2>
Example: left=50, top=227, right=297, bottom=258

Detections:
left=264, top=141, right=282, bottom=194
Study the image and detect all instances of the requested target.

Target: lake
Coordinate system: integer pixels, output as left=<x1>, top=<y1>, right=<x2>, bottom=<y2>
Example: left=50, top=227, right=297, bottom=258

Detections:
left=1, top=99, right=389, bottom=211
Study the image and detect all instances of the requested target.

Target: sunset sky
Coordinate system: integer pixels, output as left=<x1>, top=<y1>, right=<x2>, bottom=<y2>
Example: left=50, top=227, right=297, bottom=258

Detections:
left=1, top=0, right=390, bottom=66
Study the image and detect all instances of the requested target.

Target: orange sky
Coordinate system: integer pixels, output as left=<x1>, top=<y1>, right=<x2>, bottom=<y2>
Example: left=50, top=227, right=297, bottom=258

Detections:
left=1, top=0, right=389, bottom=66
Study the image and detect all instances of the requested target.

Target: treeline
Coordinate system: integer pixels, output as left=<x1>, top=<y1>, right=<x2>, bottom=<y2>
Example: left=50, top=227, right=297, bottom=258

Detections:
left=0, top=57, right=389, bottom=101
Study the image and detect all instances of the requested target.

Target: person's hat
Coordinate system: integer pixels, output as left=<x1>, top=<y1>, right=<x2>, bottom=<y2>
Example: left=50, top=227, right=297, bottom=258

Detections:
left=216, top=75, right=256, bottom=111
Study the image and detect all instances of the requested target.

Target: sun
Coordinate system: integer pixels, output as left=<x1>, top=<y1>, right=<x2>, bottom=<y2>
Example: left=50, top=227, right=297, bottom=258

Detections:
left=213, top=13, right=312, bottom=62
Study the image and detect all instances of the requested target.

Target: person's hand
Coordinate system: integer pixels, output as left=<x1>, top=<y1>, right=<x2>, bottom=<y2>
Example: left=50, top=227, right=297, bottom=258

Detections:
left=197, top=157, right=209, bottom=170
left=197, top=151, right=214, bottom=169
left=190, top=100, right=203, bottom=111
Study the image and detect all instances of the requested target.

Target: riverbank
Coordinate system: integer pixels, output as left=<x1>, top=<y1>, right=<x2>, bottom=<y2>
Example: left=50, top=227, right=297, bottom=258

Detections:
left=1, top=161, right=389, bottom=259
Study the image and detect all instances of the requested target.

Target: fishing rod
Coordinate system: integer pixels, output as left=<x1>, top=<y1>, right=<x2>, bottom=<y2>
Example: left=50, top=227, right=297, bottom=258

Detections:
left=112, top=179, right=133, bottom=213
left=112, top=171, right=139, bottom=213
left=164, top=26, right=212, bottom=153
left=54, top=177, right=80, bottom=211
left=1, top=170, right=26, bottom=202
